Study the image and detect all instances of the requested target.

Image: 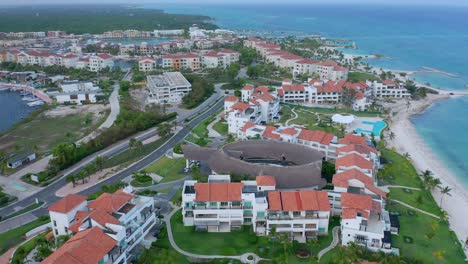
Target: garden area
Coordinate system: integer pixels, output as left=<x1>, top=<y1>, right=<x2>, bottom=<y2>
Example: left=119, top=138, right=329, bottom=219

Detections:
left=213, top=119, right=228, bottom=136
left=169, top=210, right=341, bottom=263
left=130, top=171, right=154, bottom=187
left=145, top=157, right=186, bottom=184
left=0, top=215, right=50, bottom=255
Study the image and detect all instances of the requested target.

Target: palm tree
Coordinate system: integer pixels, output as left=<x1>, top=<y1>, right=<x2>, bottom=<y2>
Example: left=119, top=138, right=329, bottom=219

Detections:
left=94, top=156, right=105, bottom=171
left=403, top=152, right=411, bottom=160
left=439, top=185, right=452, bottom=207
left=66, top=175, right=76, bottom=188
left=439, top=210, right=449, bottom=223
left=421, top=169, right=433, bottom=180
left=389, top=131, right=396, bottom=141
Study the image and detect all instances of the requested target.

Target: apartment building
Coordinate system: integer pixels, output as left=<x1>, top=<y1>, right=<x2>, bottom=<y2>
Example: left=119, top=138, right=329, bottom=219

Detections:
left=182, top=180, right=265, bottom=232
left=266, top=190, right=330, bottom=241
left=162, top=53, right=200, bottom=71
left=316, top=61, right=349, bottom=81
left=146, top=72, right=192, bottom=104
left=201, top=49, right=240, bottom=69
left=367, top=80, right=411, bottom=99
left=55, top=81, right=102, bottom=104
left=244, top=38, right=348, bottom=81
left=46, top=188, right=157, bottom=264
left=181, top=176, right=331, bottom=242
left=340, top=192, right=392, bottom=253
left=236, top=123, right=338, bottom=160
left=224, top=85, right=280, bottom=134
left=138, top=57, right=157, bottom=72
left=277, top=79, right=370, bottom=107
left=88, top=54, right=114, bottom=72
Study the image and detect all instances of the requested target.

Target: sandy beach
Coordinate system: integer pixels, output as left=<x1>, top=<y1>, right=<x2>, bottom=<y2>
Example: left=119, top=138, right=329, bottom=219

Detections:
left=387, top=94, right=468, bottom=249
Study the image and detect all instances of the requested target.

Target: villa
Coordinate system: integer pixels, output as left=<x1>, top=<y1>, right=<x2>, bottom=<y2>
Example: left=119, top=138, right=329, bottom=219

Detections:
left=46, top=188, right=158, bottom=264
left=138, top=57, right=157, bottom=72
left=201, top=49, right=240, bottom=69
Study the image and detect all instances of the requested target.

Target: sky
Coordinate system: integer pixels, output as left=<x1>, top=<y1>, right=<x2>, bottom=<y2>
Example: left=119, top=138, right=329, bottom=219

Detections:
left=2, top=0, right=467, bottom=6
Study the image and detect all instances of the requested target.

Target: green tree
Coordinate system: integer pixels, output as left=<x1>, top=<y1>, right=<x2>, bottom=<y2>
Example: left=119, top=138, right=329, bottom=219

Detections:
left=66, top=175, right=76, bottom=188
left=158, top=123, right=172, bottom=137
left=439, top=185, right=452, bottom=207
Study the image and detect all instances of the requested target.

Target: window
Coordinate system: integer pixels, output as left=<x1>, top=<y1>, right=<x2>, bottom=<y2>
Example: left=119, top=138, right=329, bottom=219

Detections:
left=64, top=227, right=68, bottom=233
left=257, top=211, right=265, bottom=217
left=244, top=201, right=252, bottom=207
left=244, top=218, right=252, bottom=223
left=209, top=202, right=217, bottom=207
left=293, top=211, right=301, bottom=217
left=53, top=220, right=57, bottom=227
left=220, top=202, right=228, bottom=207
left=54, top=229, right=58, bottom=235
left=185, top=202, right=192, bottom=208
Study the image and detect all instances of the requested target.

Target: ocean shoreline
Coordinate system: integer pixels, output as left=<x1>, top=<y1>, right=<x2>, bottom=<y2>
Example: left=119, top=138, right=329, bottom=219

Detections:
left=388, top=94, right=468, bottom=250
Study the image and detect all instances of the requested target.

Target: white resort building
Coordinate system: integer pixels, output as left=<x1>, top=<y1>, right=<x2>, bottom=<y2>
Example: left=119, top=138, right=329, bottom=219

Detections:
left=146, top=72, right=192, bottom=104
left=367, top=80, right=411, bottom=99
left=46, top=187, right=158, bottom=264
left=181, top=176, right=331, bottom=242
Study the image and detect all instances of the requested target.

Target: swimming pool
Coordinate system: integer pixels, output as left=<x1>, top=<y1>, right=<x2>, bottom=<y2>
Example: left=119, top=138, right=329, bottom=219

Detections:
left=356, top=121, right=387, bottom=137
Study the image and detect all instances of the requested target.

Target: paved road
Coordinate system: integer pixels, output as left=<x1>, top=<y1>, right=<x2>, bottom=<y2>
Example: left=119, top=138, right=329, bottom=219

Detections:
left=0, top=95, right=224, bottom=232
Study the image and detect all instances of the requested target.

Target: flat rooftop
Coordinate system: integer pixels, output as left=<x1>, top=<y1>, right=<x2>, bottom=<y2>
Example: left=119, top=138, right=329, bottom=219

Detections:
left=147, top=72, right=191, bottom=88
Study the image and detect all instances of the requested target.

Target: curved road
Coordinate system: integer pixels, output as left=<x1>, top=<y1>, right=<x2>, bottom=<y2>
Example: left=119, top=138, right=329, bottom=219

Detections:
left=0, top=95, right=224, bottom=232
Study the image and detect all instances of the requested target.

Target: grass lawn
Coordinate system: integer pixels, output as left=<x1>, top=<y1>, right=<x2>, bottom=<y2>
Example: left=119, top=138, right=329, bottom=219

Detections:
left=279, top=105, right=293, bottom=124
left=212, top=120, right=228, bottom=136
left=145, top=157, right=186, bottom=183
left=386, top=203, right=465, bottom=263
left=192, top=115, right=216, bottom=138
left=0, top=110, right=107, bottom=155
left=130, top=179, right=153, bottom=187
left=388, top=187, right=441, bottom=216
left=171, top=211, right=260, bottom=256
left=170, top=210, right=341, bottom=263
left=284, top=103, right=381, bottom=117
left=377, top=147, right=422, bottom=188
left=185, top=133, right=210, bottom=146
left=102, top=135, right=171, bottom=169
left=348, top=71, right=381, bottom=83
left=11, top=231, right=48, bottom=263
left=3, top=201, right=44, bottom=220
left=0, top=216, right=50, bottom=254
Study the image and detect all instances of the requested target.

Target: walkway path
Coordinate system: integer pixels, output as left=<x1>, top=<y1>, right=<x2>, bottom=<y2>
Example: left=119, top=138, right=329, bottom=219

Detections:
left=164, top=207, right=264, bottom=264
left=390, top=199, right=440, bottom=219
left=380, top=185, right=421, bottom=192
left=285, top=107, right=298, bottom=126
left=207, top=117, right=222, bottom=138
left=318, top=226, right=340, bottom=260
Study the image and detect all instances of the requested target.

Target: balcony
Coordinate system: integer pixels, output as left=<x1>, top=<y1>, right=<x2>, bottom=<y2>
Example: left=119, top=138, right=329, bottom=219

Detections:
left=195, top=214, right=218, bottom=219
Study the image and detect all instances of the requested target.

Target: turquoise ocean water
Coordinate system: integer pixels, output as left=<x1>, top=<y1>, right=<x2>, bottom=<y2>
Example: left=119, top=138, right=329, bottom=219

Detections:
left=145, top=3, right=468, bottom=186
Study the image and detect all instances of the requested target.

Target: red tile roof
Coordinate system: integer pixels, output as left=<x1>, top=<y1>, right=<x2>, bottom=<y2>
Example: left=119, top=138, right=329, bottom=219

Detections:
left=338, top=134, right=367, bottom=145
left=332, top=169, right=386, bottom=198
left=262, top=126, right=281, bottom=140
left=42, top=227, right=117, bottom=264
left=88, top=190, right=133, bottom=213
left=242, top=84, right=254, bottom=91
left=96, top=54, right=113, bottom=60
left=341, top=192, right=373, bottom=211
left=383, top=79, right=398, bottom=86
left=282, top=84, right=305, bottom=92
left=298, top=129, right=335, bottom=145
left=318, top=60, right=338, bottom=67
left=219, top=49, right=239, bottom=54
left=225, top=95, right=238, bottom=102
left=335, top=153, right=374, bottom=170
left=163, top=53, right=199, bottom=59
left=277, top=89, right=284, bottom=96
left=254, top=86, right=270, bottom=94
left=296, top=58, right=318, bottom=65
left=48, top=194, right=87, bottom=213
left=268, top=190, right=330, bottom=211
left=256, top=175, right=276, bottom=186
left=194, top=182, right=243, bottom=202
left=342, top=208, right=369, bottom=219
left=336, top=144, right=378, bottom=155
left=281, top=127, right=298, bottom=136
left=230, top=102, right=250, bottom=112
left=240, top=122, right=256, bottom=132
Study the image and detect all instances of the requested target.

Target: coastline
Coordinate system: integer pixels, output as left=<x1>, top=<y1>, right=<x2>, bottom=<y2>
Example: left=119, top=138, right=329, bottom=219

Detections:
left=388, top=94, right=468, bottom=248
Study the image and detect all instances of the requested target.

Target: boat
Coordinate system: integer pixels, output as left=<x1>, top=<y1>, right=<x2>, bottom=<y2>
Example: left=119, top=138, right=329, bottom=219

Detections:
left=0, top=88, right=9, bottom=92
left=27, top=100, right=44, bottom=107
left=22, top=96, right=37, bottom=101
